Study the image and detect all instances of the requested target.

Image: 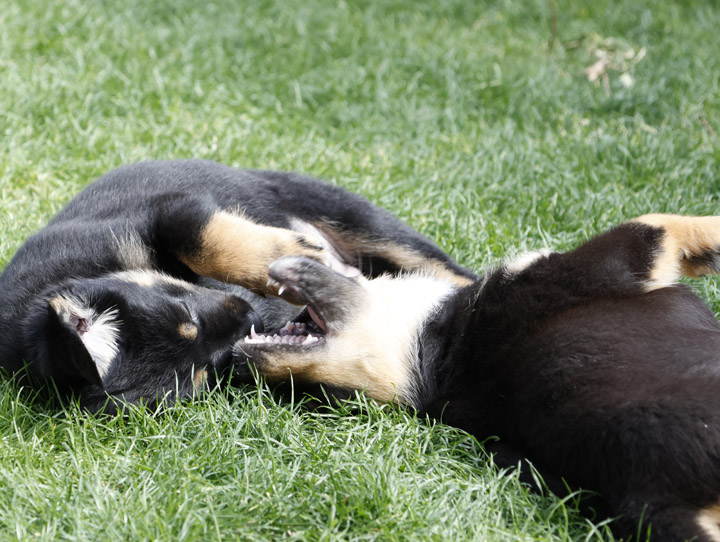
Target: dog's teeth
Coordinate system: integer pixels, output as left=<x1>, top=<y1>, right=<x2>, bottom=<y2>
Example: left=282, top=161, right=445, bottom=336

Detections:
left=244, top=326, right=322, bottom=347
left=278, top=285, right=286, bottom=296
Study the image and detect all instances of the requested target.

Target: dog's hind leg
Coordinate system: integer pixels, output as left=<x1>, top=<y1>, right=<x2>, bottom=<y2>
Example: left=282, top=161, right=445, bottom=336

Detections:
left=290, top=219, right=476, bottom=287
left=301, top=220, right=476, bottom=287
left=633, top=214, right=720, bottom=290
left=477, top=215, right=720, bottom=329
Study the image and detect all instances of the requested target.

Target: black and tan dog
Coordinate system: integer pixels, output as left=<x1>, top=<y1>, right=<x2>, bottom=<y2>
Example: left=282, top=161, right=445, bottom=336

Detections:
left=240, top=215, right=720, bottom=541
left=5, top=159, right=720, bottom=540
left=0, top=159, right=473, bottom=412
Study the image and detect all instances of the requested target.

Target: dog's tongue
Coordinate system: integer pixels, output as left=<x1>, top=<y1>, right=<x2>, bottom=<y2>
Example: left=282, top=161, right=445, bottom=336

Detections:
left=306, top=305, right=327, bottom=332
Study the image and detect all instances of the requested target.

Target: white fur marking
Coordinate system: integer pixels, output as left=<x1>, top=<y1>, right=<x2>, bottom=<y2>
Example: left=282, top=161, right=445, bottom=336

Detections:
left=504, top=249, right=552, bottom=275
left=81, top=308, right=121, bottom=381
left=289, top=218, right=361, bottom=278
left=314, top=273, right=454, bottom=404
left=113, top=269, right=193, bottom=290
left=241, top=271, right=456, bottom=406
left=362, top=274, right=454, bottom=403
left=52, top=295, right=121, bottom=381
left=111, top=227, right=153, bottom=269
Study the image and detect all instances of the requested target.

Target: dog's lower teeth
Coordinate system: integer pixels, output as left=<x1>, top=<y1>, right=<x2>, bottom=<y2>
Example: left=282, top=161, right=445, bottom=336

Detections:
left=243, top=329, right=322, bottom=346
left=280, top=321, right=298, bottom=336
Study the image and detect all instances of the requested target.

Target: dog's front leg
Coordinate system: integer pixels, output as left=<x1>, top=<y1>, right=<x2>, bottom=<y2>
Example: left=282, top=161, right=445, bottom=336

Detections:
left=156, top=203, right=329, bottom=294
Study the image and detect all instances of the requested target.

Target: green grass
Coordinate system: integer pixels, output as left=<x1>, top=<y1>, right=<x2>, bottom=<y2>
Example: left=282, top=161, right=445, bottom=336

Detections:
left=0, top=0, right=718, bottom=539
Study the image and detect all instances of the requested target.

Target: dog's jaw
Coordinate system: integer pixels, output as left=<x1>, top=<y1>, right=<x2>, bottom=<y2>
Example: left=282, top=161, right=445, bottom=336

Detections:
left=235, top=256, right=456, bottom=405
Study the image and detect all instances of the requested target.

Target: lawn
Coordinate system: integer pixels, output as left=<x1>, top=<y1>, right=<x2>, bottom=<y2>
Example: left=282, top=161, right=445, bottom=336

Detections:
left=0, top=0, right=719, bottom=540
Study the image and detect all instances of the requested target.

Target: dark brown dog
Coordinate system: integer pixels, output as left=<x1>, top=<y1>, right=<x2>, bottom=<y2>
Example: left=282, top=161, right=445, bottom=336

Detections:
left=240, top=214, right=720, bottom=542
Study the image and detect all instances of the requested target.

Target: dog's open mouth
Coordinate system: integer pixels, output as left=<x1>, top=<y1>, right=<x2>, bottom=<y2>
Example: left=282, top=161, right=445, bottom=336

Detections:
left=237, top=255, right=364, bottom=357
left=242, top=305, right=327, bottom=348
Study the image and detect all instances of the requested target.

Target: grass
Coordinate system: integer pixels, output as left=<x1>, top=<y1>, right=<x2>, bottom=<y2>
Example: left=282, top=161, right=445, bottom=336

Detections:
left=0, top=0, right=718, bottom=539
left=0, top=384, right=604, bottom=541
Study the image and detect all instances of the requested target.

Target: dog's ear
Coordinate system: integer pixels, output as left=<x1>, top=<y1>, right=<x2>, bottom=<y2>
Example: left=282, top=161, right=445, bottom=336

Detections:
left=46, top=296, right=121, bottom=387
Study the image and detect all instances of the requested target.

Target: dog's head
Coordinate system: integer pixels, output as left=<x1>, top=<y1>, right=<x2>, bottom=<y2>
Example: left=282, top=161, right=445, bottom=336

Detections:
left=234, top=256, right=457, bottom=407
left=21, top=270, right=262, bottom=412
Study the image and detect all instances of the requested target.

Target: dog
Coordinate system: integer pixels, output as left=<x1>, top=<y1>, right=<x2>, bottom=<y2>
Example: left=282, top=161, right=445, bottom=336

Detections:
left=0, top=159, right=474, bottom=412
left=7, top=160, right=720, bottom=539
left=238, top=214, right=720, bottom=542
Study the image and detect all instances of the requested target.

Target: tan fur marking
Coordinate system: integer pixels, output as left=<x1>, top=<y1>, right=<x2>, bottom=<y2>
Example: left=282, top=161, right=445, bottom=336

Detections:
left=697, top=501, right=720, bottom=542
left=49, top=294, right=95, bottom=324
left=180, top=211, right=327, bottom=292
left=378, top=244, right=474, bottom=287
left=49, top=295, right=70, bottom=313
left=193, top=368, right=209, bottom=391
left=633, top=214, right=720, bottom=290
left=178, top=323, right=198, bottom=341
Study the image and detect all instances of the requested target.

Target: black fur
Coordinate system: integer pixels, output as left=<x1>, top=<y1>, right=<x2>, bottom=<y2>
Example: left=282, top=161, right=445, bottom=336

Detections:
left=8, top=159, right=719, bottom=540
left=419, top=227, right=720, bottom=540
left=241, top=220, right=720, bottom=541
left=0, top=159, right=472, bottom=412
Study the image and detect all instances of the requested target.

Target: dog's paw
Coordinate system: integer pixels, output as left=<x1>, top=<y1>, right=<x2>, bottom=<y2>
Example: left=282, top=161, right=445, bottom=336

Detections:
left=633, top=214, right=720, bottom=287
left=267, top=256, right=363, bottom=326
left=254, top=232, right=330, bottom=296
left=681, top=245, right=720, bottom=277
